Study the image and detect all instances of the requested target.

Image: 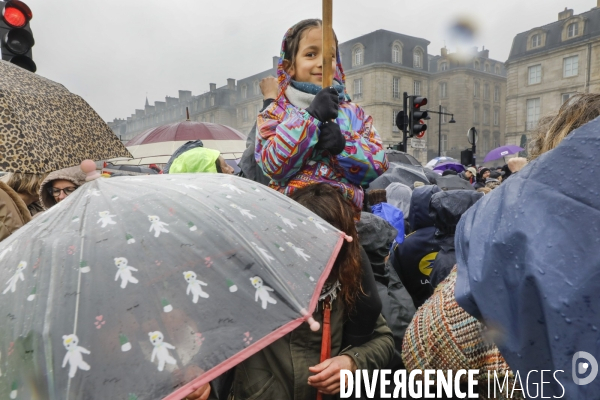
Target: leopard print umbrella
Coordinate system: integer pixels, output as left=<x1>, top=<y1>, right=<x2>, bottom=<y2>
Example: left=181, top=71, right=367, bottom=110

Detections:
left=0, top=61, right=132, bottom=173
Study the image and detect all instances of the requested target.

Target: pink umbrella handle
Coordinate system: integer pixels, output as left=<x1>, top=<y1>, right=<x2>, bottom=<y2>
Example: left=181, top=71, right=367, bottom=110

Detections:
left=301, top=308, right=321, bottom=331
left=80, top=159, right=101, bottom=181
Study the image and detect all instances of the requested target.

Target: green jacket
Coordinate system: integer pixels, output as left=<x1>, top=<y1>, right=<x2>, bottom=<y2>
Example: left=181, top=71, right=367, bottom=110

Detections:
left=226, top=297, right=394, bottom=400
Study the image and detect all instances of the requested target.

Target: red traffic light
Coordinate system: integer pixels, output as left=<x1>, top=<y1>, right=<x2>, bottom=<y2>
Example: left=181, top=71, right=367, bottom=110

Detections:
left=2, top=1, right=32, bottom=28
left=413, top=97, right=428, bottom=108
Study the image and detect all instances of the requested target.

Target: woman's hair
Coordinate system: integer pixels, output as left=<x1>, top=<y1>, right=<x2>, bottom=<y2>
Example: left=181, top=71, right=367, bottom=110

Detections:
left=529, top=93, right=600, bottom=160
left=1, top=172, right=46, bottom=197
left=283, top=19, right=339, bottom=69
left=367, top=189, right=387, bottom=206
left=289, top=183, right=361, bottom=312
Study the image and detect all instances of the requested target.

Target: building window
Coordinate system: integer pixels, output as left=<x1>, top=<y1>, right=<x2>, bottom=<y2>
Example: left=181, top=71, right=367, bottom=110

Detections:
left=392, top=109, right=399, bottom=132
left=353, top=46, right=364, bottom=66
left=354, top=79, right=363, bottom=98
left=526, top=98, right=541, bottom=130
left=413, top=80, right=421, bottom=96
left=528, top=64, right=542, bottom=84
left=254, top=103, right=261, bottom=117
left=440, top=82, right=447, bottom=98
left=494, top=86, right=500, bottom=102
left=474, top=60, right=480, bottom=70
left=567, top=22, right=579, bottom=38
left=413, top=49, right=423, bottom=69
left=495, top=65, right=501, bottom=74
left=242, top=107, right=248, bottom=121
left=254, top=81, right=260, bottom=95
left=484, top=63, right=490, bottom=72
left=210, top=114, right=215, bottom=123
left=210, top=96, right=215, bottom=106
left=483, top=107, right=490, bottom=125
left=241, top=85, right=247, bottom=99
left=473, top=81, right=480, bottom=98
left=493, top=132, right=501, bottom=148
left=531, top=34, right=541, bottom=48
left=441, top=134, right=448, bottom=154
left=482, top=132, right=490, bottom=154
left=562, top=92, right=576, bottom=104
left=484, top=83, right=490, bottom=100
left=392, top=77, right=400, bottom=98
left=441, top=107, right=447, bottom=123
left=563, top=56, right=579, bottom=77
left=392, top=44, right=402, bottom=64
left=440, top=62, right=448, bottom=71
left=473, top=105, right=479, bottom=123
left=494, top=109, right=499, bottom=126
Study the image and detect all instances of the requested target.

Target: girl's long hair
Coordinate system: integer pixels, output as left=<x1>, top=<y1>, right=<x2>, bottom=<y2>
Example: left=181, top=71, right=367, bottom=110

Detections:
left=289, top=184, right=361, bottom=312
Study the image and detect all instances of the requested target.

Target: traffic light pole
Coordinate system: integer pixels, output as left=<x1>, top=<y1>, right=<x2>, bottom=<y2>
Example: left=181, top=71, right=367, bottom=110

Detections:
left=423, top=107, right=455, bottom=157
left=439, top=104, right=442, bottom=157
left=402, top=92, right=408, bottom=152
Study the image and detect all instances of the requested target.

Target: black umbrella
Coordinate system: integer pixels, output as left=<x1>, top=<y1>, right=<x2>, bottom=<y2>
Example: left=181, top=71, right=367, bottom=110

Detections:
left=384, top=150, right=422, bottom=166
left=434, top=175, right=475, bottom=191
left=368, top=165, right=428, bottom=191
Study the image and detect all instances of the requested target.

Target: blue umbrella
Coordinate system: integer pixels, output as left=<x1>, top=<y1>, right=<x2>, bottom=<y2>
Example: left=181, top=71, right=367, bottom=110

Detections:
left=482, top=145, right=524, bottom=163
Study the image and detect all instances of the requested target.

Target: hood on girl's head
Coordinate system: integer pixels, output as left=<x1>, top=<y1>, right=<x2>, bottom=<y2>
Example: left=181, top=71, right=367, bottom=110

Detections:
left=277, top=19, right=347, bottom=94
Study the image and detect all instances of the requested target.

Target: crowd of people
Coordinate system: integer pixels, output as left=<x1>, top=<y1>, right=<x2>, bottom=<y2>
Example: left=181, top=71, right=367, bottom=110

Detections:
left=1, top=17, right=599, bottom=400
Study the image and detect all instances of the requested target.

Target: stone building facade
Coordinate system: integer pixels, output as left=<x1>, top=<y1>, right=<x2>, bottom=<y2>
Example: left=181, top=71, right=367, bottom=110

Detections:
left=428, top=48, right=507, bottom=162
left=109, top=30, right=506, bottom=164
left=505, top=2, right=600, bottom=153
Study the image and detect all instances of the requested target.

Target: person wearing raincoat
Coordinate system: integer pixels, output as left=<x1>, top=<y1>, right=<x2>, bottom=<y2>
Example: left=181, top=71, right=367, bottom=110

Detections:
left=427, top=190, right=483, bottom=289
left=0, top=179, right=31, bottom=241
left=39, top=166, right=87, bottom=210
left=455, top=93, right=600, bottom=398
left=385, top=183, right=412, bottom=233
left=168, top=147, right=234, bottom=174
left=391, top=185, right=441, bottom=308
left=1, top=172, right=46, bottom=217
left=255, top=19, right=388, bottom=215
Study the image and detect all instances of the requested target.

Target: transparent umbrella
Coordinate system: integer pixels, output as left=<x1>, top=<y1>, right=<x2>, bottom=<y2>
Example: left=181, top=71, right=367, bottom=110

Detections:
left=0, top=174, right=344, bottom=400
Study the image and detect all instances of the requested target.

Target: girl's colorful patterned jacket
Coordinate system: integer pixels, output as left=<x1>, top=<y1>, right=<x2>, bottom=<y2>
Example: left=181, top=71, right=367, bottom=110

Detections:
left=255, top=26, right=388, bottom=212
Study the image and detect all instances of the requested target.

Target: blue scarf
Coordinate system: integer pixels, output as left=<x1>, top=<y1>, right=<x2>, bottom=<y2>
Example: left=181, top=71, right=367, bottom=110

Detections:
left=290, top=80, right=347, bottom=101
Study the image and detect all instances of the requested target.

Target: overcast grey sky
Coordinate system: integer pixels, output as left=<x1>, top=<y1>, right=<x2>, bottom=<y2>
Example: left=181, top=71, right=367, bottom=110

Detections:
left=24, top=0, right=595, bottom=121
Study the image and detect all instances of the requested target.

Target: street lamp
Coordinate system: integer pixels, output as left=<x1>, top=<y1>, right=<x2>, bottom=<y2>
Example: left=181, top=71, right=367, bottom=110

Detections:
left=424, top=106, right=456, bottom=157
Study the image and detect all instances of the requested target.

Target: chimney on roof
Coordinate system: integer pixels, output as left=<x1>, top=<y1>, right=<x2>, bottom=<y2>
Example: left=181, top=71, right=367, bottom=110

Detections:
left=441, top=47, right=448, bottom=57
left=273, top=56, right=279, bottom=69
left=559, top=7, right=574, bottom=20
left=209, top=83, right=216, bottom=92
left=227, top=78, right=236, bottom=90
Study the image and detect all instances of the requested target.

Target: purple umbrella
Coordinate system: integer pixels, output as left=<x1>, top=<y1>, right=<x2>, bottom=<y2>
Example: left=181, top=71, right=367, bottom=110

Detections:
left=483, top=145, right=524, bottom=163
left=433, top=161, right=466, bottom=174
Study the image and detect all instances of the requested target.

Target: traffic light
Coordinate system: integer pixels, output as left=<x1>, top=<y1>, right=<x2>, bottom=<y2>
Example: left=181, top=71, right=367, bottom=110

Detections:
left=395, top=110, right=407, bottom=132
left=0, top=0, right=36, bottom=72
left=408, top=96, right=428, bottom=137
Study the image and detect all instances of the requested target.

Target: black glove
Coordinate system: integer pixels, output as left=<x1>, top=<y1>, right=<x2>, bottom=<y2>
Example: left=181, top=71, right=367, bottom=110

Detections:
left=315, top=121, right=346, bottom=155
left=306, top=87, right=339, bottom=122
